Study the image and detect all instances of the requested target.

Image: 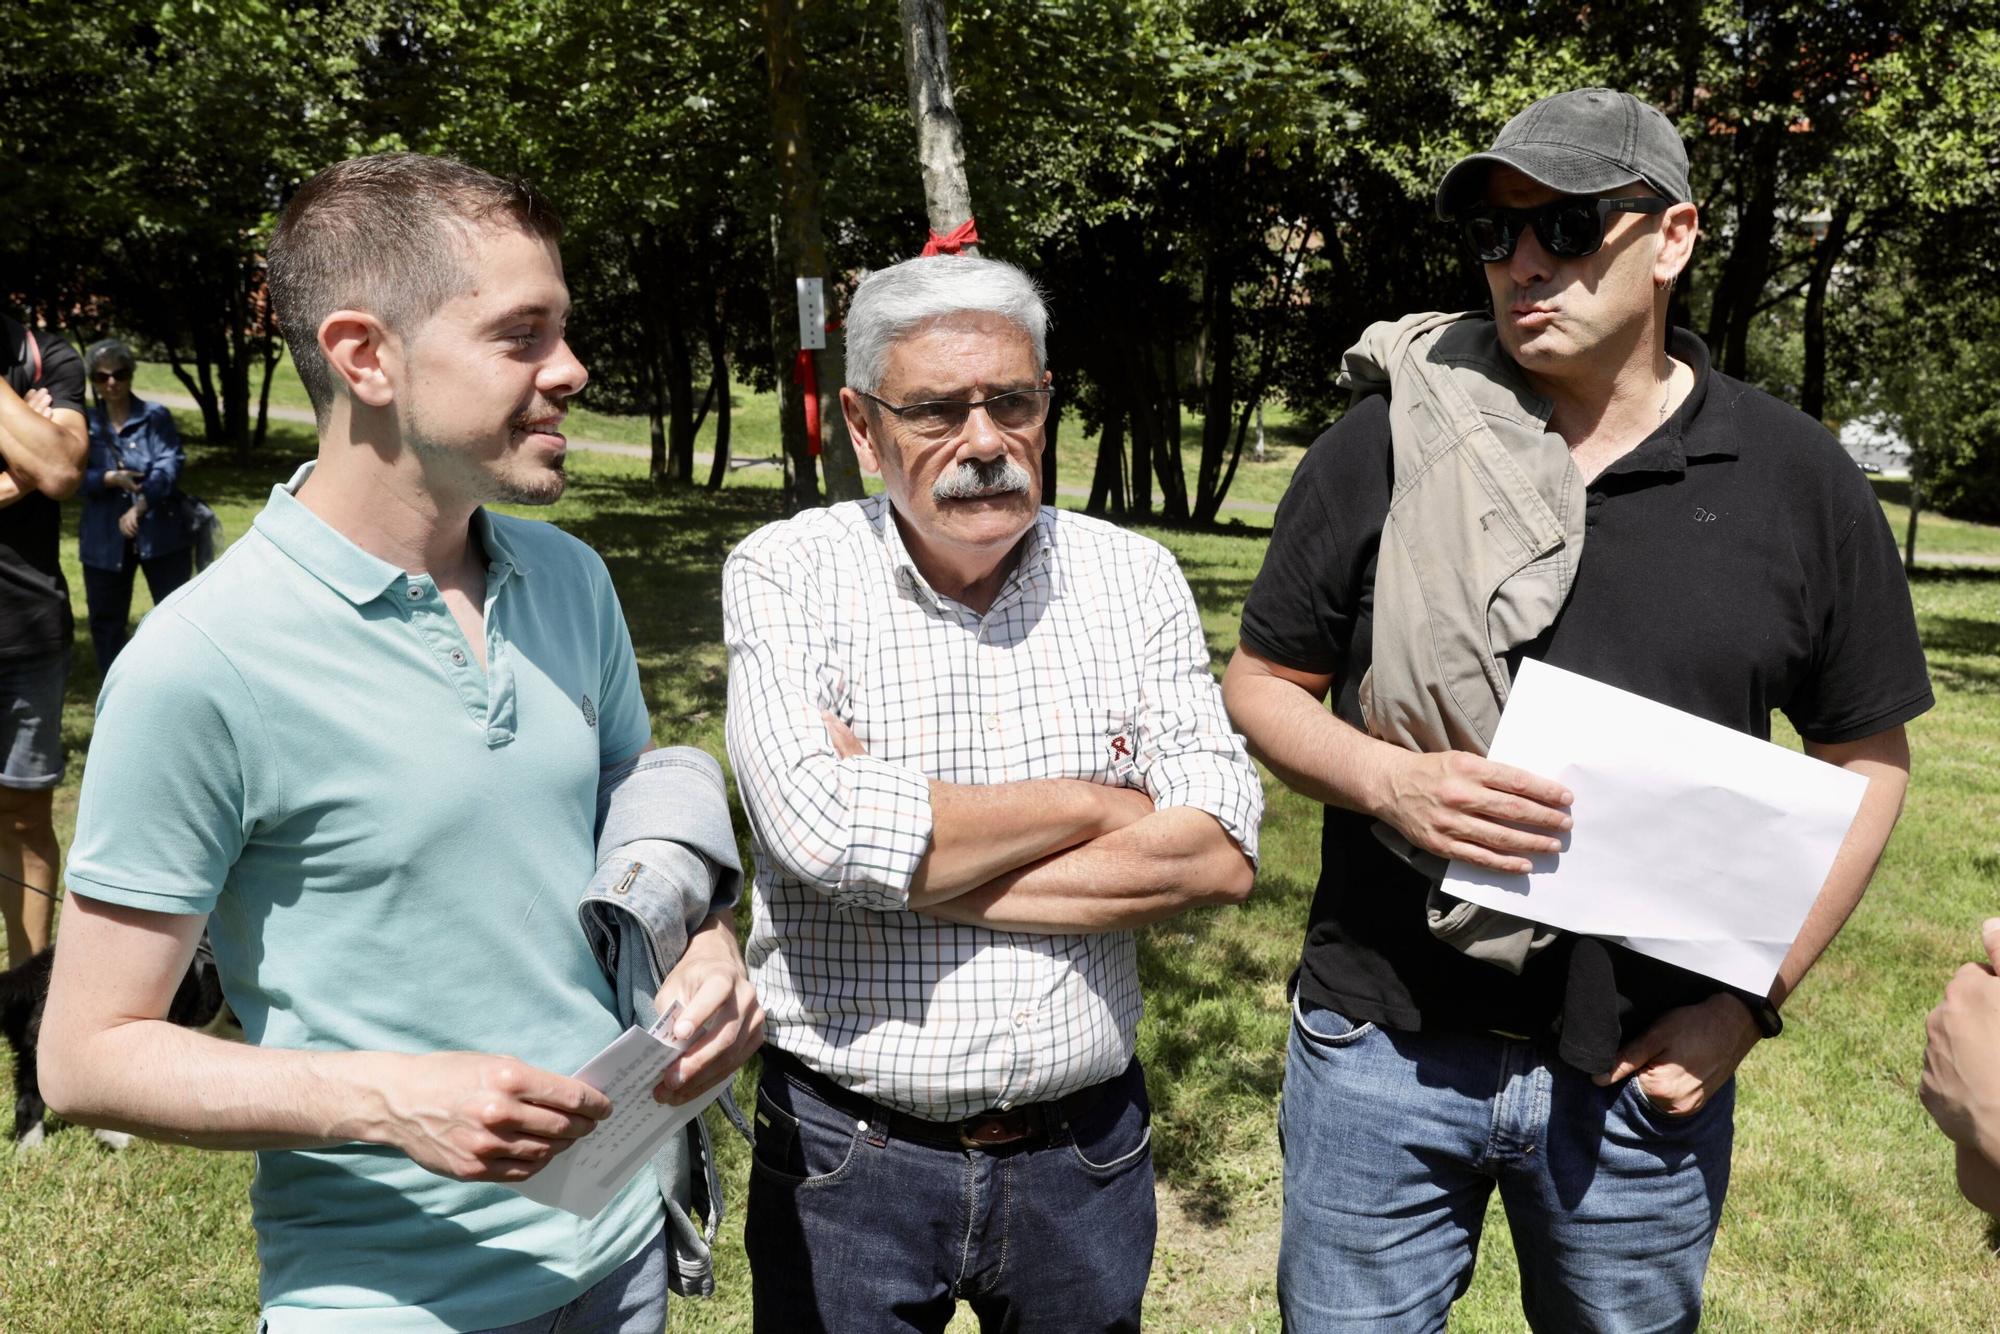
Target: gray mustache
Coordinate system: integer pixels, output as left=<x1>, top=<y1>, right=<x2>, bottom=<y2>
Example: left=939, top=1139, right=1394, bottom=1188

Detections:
left=932, top=456, right=1032, bottom=501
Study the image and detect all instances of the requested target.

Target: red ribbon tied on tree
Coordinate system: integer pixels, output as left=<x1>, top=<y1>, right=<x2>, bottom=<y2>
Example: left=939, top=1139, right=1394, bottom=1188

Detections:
left=921, top=217, right=981, bottom=257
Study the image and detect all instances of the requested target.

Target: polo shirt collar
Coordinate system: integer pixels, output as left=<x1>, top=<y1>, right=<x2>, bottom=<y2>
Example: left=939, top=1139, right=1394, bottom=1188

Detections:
left=1596, top=329, right=1730, bottom=482
left=254, top=462, right=529, bottom=606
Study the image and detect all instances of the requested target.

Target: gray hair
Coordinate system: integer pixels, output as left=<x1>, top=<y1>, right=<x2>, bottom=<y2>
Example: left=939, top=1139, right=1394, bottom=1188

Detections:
left=844, top=255, right=1048, bottom=395
left=84, top=338, right=136, bottom=375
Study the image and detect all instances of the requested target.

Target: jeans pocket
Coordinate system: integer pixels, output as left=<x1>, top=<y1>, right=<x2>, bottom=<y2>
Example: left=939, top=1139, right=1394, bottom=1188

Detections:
left=749, top=1082, right=862, bottom=1188
left=1622, top=1075, right=1726, bottom=1135
left=1290, top=991, right=1376, bottom=1049
left=1067, top=1081, right=1153, bottom=1176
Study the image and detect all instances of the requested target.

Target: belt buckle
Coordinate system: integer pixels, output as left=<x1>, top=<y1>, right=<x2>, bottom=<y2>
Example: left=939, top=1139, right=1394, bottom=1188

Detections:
left=957, top=1110, right=1031, bottom=1150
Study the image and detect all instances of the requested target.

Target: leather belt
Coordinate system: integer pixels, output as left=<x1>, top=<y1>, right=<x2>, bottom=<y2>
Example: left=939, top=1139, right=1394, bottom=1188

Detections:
left=761, top=1045, right=1112, bottom=1151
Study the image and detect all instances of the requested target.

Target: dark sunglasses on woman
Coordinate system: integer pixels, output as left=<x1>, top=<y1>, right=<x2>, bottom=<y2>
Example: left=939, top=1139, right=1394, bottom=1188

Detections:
left=1462, top=195, right=1671, bottom=263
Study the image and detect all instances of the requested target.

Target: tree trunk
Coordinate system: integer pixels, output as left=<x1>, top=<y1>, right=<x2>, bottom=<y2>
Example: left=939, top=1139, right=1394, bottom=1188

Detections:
left=706, top=302, right=733, bottom=490
left=665, top=310, right=697, bottom=486
left=170, top=353, right=224, bottom=442
left=644, top=351, right=669, bottom=488
left=1087, top=408, right=1127, bottom=516
left=1193, top=247, right=1237, bottom=523
left=253, top=333, right=279, bottom=451
left=899, top=0, right=978, bottom=251
left=1800, top=199, right=1852, bottom=424
left=764, top=0, right=865, bottom=507
left=1128, top=384, right=1152, bottom=518
left=1904, top=448, right=1924, bottom=572
left=1718, top=119, right=1784, bottom=379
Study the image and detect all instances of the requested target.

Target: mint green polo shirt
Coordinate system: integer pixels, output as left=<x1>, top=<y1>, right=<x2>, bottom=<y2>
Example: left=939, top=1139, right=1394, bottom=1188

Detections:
left=67, top=465, right=663, bottom=1331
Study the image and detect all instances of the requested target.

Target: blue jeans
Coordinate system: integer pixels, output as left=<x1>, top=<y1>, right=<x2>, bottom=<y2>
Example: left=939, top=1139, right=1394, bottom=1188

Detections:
left=744, top=1053, right=1157, bottom=1332
left=474, top=1227, right=668, bottom=1334
left=1278, top=994, right=1733, bottom=1333
left=0, top=648, right=68, bottom=790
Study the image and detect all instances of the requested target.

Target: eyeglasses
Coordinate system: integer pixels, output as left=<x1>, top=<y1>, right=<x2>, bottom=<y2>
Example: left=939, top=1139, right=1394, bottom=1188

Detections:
left=1462, top=196, right=1671, bottom=263
left=91, top=368, right=133, bottom=384
left=859, top=387, right=1051, bottom=440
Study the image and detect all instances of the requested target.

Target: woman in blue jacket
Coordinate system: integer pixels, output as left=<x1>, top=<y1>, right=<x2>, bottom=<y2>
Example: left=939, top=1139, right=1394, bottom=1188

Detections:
left=80, top=340, right=194, bottom=672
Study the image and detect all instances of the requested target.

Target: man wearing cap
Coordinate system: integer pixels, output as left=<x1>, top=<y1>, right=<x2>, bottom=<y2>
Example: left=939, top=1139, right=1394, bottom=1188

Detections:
left=1223, top=87, right=1929, bottom=1329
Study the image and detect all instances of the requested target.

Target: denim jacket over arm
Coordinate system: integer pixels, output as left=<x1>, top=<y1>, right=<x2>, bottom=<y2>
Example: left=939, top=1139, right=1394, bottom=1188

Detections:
left=1335, top=311, right=1587, bottom=972
left=584, top=746, right=745, bottom=1297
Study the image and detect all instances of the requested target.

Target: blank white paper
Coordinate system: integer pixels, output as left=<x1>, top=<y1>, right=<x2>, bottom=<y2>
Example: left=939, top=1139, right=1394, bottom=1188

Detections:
left=1440, top=659, right=1869, bottom=995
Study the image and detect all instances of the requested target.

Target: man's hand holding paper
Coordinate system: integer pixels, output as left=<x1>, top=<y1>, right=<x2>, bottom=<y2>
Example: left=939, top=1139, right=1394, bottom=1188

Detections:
left=1440, top=659, right=1871, bottom=997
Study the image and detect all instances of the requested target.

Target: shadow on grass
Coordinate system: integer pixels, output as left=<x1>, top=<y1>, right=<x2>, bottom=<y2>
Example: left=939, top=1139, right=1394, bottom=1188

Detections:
left=1921, top=616, right=2000, bottom=696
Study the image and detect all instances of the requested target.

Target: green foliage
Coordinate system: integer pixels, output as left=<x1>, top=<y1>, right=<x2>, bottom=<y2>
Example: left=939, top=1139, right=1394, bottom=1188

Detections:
left=6, top=0, right=1999, bottom=502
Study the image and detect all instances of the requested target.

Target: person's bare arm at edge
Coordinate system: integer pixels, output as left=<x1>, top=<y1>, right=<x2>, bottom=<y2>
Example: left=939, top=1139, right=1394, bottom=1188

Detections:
left=0, top=377, right=85, bottom=499
left=1597, top=726, right=1911, bottom=1113
left=1221, top=643, right=1573, bottom=874
left=39, top=894, right=611, bottom=1182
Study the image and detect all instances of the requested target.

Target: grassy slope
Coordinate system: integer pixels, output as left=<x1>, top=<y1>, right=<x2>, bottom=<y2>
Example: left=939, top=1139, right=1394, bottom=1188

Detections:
left=4, top=405, right=1998, bottom=1330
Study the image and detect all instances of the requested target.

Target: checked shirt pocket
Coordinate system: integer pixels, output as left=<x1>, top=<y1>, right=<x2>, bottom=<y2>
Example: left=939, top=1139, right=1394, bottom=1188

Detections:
left=750, top=1082, right=864, bottom=1188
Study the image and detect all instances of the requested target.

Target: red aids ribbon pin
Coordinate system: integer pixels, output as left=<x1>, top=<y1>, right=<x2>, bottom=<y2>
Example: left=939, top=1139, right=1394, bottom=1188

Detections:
left=1110, top=736, right=1132, bottom=760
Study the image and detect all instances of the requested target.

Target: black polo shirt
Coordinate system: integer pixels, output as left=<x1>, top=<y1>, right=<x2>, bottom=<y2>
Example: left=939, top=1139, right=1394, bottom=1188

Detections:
left=1, top=316, right=85, bottom=660
left=1239, top=329, right=1932, bottom=1069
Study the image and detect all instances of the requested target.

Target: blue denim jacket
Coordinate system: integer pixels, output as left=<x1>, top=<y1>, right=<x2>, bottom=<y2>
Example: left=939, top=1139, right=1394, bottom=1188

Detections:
left=82, top=399, right=192, bottom=568
left=585, top=747, right=745, bottom=1298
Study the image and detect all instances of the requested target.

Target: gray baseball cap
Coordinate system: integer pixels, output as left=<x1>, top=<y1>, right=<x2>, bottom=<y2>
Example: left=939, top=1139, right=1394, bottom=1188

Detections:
left=1434, top=87, right=1691, bottom=219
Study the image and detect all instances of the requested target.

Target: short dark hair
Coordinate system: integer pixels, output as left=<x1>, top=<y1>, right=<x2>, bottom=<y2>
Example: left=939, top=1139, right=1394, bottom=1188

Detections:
left=266, top=153, right=563, bottom=422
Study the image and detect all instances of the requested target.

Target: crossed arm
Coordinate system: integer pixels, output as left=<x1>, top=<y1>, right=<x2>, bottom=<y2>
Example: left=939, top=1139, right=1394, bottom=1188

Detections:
left=0, top=379, right=85, bottom=502
left=721, top=541, right=1258, bottom=935
left=1223, top=643, right=1910, bottom=1112
left=819, top=715, right=1254, bottom=932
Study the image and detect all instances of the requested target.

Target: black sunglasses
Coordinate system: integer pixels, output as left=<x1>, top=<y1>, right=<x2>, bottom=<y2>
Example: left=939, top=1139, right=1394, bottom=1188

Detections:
left=91, top=368, right=133, bottom=383
left=1462, top=196, right=1671, bottom=263
left=860, top=387, right=1052, bottom=440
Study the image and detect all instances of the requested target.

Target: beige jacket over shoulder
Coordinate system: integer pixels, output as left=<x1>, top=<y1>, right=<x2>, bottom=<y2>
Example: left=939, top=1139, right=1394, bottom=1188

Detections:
left=1336, top=310, right=1587, bottom=972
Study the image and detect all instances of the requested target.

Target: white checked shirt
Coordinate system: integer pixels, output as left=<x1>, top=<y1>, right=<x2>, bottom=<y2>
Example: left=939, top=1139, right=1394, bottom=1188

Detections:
left=724, top=495, right=1262, bottom=1119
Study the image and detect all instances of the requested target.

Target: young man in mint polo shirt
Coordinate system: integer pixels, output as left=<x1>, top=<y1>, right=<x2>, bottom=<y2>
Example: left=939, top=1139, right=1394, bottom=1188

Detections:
left=39, top=153, right=762, bottom=1332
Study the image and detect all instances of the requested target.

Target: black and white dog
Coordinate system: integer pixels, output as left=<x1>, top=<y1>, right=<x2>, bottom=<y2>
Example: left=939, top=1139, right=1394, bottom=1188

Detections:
left=1, top=938, right=226, bottom=1150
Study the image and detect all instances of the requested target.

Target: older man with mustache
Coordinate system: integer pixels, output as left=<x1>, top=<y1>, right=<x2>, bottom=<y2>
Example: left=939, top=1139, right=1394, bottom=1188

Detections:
left=723, top=254, right=1262, bottom=1333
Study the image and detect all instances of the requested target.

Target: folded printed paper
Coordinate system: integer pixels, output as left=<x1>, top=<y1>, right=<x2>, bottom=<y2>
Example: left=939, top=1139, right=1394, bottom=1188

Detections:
left=511, top=1021, right=727, bottom=1220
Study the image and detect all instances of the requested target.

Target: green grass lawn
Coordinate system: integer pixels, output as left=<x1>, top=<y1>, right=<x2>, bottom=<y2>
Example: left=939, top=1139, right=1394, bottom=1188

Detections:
left=4, top=409, right=1998, bottom=1330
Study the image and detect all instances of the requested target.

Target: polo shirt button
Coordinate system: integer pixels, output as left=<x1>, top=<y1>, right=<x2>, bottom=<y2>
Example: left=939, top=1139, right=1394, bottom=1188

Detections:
left=997, top=1100, right=1013, bottom=1111
left=450, top=649, right=466, bottom=666
left=405, top=585, right=422, bottom=600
